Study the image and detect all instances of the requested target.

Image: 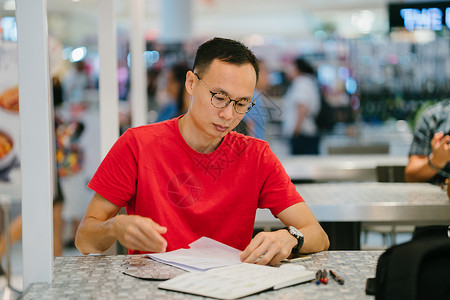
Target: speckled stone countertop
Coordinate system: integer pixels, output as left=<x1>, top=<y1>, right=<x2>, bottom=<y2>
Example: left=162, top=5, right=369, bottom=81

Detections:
left=20, top=251, right=381, bottom=299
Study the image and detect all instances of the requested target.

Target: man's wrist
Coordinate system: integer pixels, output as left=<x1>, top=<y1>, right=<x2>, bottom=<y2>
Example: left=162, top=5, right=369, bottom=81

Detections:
left=428, top=154, right=443, bottom=171
left=283, top=229, right=298, bottom=249
left=285, top=226, right=304, bottom=253
left=108, top=215, right=122, bottom=239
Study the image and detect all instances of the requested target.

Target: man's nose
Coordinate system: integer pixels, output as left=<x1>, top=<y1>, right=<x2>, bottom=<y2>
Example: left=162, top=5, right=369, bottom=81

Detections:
left=218, top=102, right=235, bottom=120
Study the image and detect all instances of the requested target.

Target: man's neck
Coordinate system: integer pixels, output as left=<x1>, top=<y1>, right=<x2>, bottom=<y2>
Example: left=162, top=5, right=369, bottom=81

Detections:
left=178, top=114, right=223, bottom=154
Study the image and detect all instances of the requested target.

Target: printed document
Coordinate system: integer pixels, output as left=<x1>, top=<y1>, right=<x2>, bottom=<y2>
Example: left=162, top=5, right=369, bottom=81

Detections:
left=148, top=236, right=242, bottom=272
left=151, top=237, right=315, bottom=299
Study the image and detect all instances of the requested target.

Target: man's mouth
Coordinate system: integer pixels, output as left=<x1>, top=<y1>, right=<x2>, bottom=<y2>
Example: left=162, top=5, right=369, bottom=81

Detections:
left=214, top=124, right=229, bottom=132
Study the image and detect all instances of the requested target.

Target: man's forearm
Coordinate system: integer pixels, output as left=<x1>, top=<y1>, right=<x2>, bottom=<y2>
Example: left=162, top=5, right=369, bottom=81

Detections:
left=75, top=216, right=118, bottom=255
left=405, top=157, right=438, bottom=182
left=298, top=224, right=329, bottom=253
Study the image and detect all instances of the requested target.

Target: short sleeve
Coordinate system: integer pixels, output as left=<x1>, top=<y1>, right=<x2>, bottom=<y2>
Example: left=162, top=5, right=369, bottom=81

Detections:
left=88, top=129, right=138, bottom=207
left=409, top=109, right=434, bottom=156
left=257, top=146, right=303, bottom=216
left=292, top=77, right=318, bottom=108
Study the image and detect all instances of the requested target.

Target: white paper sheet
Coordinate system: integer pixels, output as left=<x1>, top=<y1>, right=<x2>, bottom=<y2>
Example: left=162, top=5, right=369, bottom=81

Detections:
left=148, top=237, right=242, bottom=272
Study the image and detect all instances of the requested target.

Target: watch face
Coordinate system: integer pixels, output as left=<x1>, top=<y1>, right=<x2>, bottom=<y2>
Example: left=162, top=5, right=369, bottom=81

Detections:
left=289, top=226, right=304, bottom=252
left=289, top=226, right=302, bottom=238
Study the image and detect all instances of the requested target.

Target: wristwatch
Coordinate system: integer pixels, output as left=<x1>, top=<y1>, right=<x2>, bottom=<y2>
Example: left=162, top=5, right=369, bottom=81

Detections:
left=287, top=226, right=304, bottom=253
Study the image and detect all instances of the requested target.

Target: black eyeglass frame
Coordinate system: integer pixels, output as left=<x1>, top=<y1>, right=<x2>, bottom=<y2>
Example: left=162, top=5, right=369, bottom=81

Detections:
left=194, top=73, right=255, bottom=114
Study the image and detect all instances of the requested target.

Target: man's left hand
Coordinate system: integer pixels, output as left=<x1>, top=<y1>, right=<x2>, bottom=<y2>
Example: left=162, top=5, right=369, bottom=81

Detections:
left=239, top=229, right=297, bottom=265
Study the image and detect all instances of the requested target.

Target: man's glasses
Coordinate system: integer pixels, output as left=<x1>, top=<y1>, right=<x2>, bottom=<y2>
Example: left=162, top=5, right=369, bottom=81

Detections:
left=194, top=73, right=255, bottom=114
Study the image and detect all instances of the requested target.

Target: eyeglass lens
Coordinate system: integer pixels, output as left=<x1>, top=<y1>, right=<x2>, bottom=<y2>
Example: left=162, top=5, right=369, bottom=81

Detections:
left=195, top=72, right=254, bottom=114
left=210, top=93, right=253, bottom=114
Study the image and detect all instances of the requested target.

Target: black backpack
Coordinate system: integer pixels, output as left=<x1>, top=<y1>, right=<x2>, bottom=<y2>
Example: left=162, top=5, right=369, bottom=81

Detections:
left=366, top=226, right=450, bottom=300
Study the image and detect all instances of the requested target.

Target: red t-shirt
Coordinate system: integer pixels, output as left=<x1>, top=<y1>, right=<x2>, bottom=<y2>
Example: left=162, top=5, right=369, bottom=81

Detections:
left=88, top=117, right=303, bottom=253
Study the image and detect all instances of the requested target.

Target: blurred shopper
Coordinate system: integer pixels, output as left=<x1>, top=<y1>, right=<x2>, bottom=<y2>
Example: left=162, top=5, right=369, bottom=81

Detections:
left=156, top=62, right=191, bottom=122
left=405, top=99, right=450, bottom=187
left=55, top=113, right=86, bottom=247
left=0, top=80, right=68, bottom=273
left=54, top=99, right=101, bottom=248
left=63, top=60, right=89, bottom=103
left=405, top=99, right=450, bottom=239
left=147, top=67, right=161, bottom=110
left=241, top=60, right=271, bottom=140
left=282, top=57, right=321, bottom=155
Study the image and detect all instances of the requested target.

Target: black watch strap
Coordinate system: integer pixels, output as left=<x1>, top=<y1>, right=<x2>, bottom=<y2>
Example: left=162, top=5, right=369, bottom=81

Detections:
left=285, top=226, right=304, bottom=253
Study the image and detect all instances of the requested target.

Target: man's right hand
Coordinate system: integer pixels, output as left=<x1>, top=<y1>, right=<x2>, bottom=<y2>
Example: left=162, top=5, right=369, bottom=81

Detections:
left=430, top=132, right=450, bottom=168
left=112, top=214, right=167, bottom=253
left=75, top=193, right=168, bottom=255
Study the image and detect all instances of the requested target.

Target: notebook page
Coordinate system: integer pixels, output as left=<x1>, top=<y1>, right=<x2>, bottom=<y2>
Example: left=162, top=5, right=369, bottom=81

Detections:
left=148, top=237, right=242, bottom=272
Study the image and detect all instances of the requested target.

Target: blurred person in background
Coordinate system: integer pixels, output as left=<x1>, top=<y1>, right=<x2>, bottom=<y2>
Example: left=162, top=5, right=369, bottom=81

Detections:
left=56, top=100, right=100, bottom=247
left=405, top=99, right=450, bottom=239
left=241, top=60, right=271, bottom=140
left=60, top=59, right=98, bottom=246
left=0, top=79, right=67, bottom=273
left=55, top=112, right=86, bottom=248
left=156, top=62, right=191, bottom=122
left=282, top=57, right=321, bottom=155
left=405, top=99, right=450, bottom=195
left=63, top=60, right=89, bottom=103
left=147, top=67, right=161, bottom=111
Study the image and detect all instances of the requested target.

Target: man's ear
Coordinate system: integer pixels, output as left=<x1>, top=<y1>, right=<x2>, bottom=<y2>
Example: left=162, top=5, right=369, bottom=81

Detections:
left=185, top=70, right=195, bottom=95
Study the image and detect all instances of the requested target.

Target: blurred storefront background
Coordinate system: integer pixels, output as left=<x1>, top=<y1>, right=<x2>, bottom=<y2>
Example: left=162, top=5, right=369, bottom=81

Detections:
left=1, top=0, right=450, bottom=196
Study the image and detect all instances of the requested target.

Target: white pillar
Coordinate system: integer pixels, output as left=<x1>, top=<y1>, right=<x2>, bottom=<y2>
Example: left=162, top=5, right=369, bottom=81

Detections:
left=98, top=0, right=119, bottom=158
left=16, top=0, right=53, bottom=287
left=130, top=0, right=147, bottom=127
left=160, top=0, right=192, bottom=43
left=97, top=0, right=119, bottom=255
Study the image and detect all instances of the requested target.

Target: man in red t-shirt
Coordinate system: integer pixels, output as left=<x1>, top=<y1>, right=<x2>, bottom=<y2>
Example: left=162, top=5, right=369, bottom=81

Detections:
left=75, top=37, right=329, bottom=265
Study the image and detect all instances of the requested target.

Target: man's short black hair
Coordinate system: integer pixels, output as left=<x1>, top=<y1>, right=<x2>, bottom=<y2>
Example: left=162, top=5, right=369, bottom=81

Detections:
left=193, top=37, right=259, bottom=83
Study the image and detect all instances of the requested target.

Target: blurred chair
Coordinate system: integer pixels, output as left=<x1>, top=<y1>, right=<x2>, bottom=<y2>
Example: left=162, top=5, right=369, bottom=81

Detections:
left=328, top=144, right=389, bottom=155
left=376, top=165, right=405, bottom=182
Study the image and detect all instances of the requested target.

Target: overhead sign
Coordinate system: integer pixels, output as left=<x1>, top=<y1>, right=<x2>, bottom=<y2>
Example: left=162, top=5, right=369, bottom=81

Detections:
left=389, top=1, right=450, bottom=31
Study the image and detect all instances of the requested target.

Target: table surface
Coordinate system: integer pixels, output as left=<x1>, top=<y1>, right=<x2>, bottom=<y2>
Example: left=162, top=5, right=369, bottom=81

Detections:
left=21, top=251, right=382, bottom=300
left=255, top=182, right=450, bottom=226
left=280, top=155, right=408, bottom=182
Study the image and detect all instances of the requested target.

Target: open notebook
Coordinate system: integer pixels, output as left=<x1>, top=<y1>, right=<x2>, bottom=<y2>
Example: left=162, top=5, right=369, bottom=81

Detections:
left=158, top=262, right=315, bottom=299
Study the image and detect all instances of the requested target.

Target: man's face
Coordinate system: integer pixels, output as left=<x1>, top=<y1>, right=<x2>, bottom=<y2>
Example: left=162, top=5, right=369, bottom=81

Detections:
left=186, top=59, right=257, bottom=140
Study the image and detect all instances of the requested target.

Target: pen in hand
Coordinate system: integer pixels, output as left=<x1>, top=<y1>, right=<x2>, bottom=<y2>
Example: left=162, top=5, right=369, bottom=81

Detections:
left=329, top=269, right=345, bottom=285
